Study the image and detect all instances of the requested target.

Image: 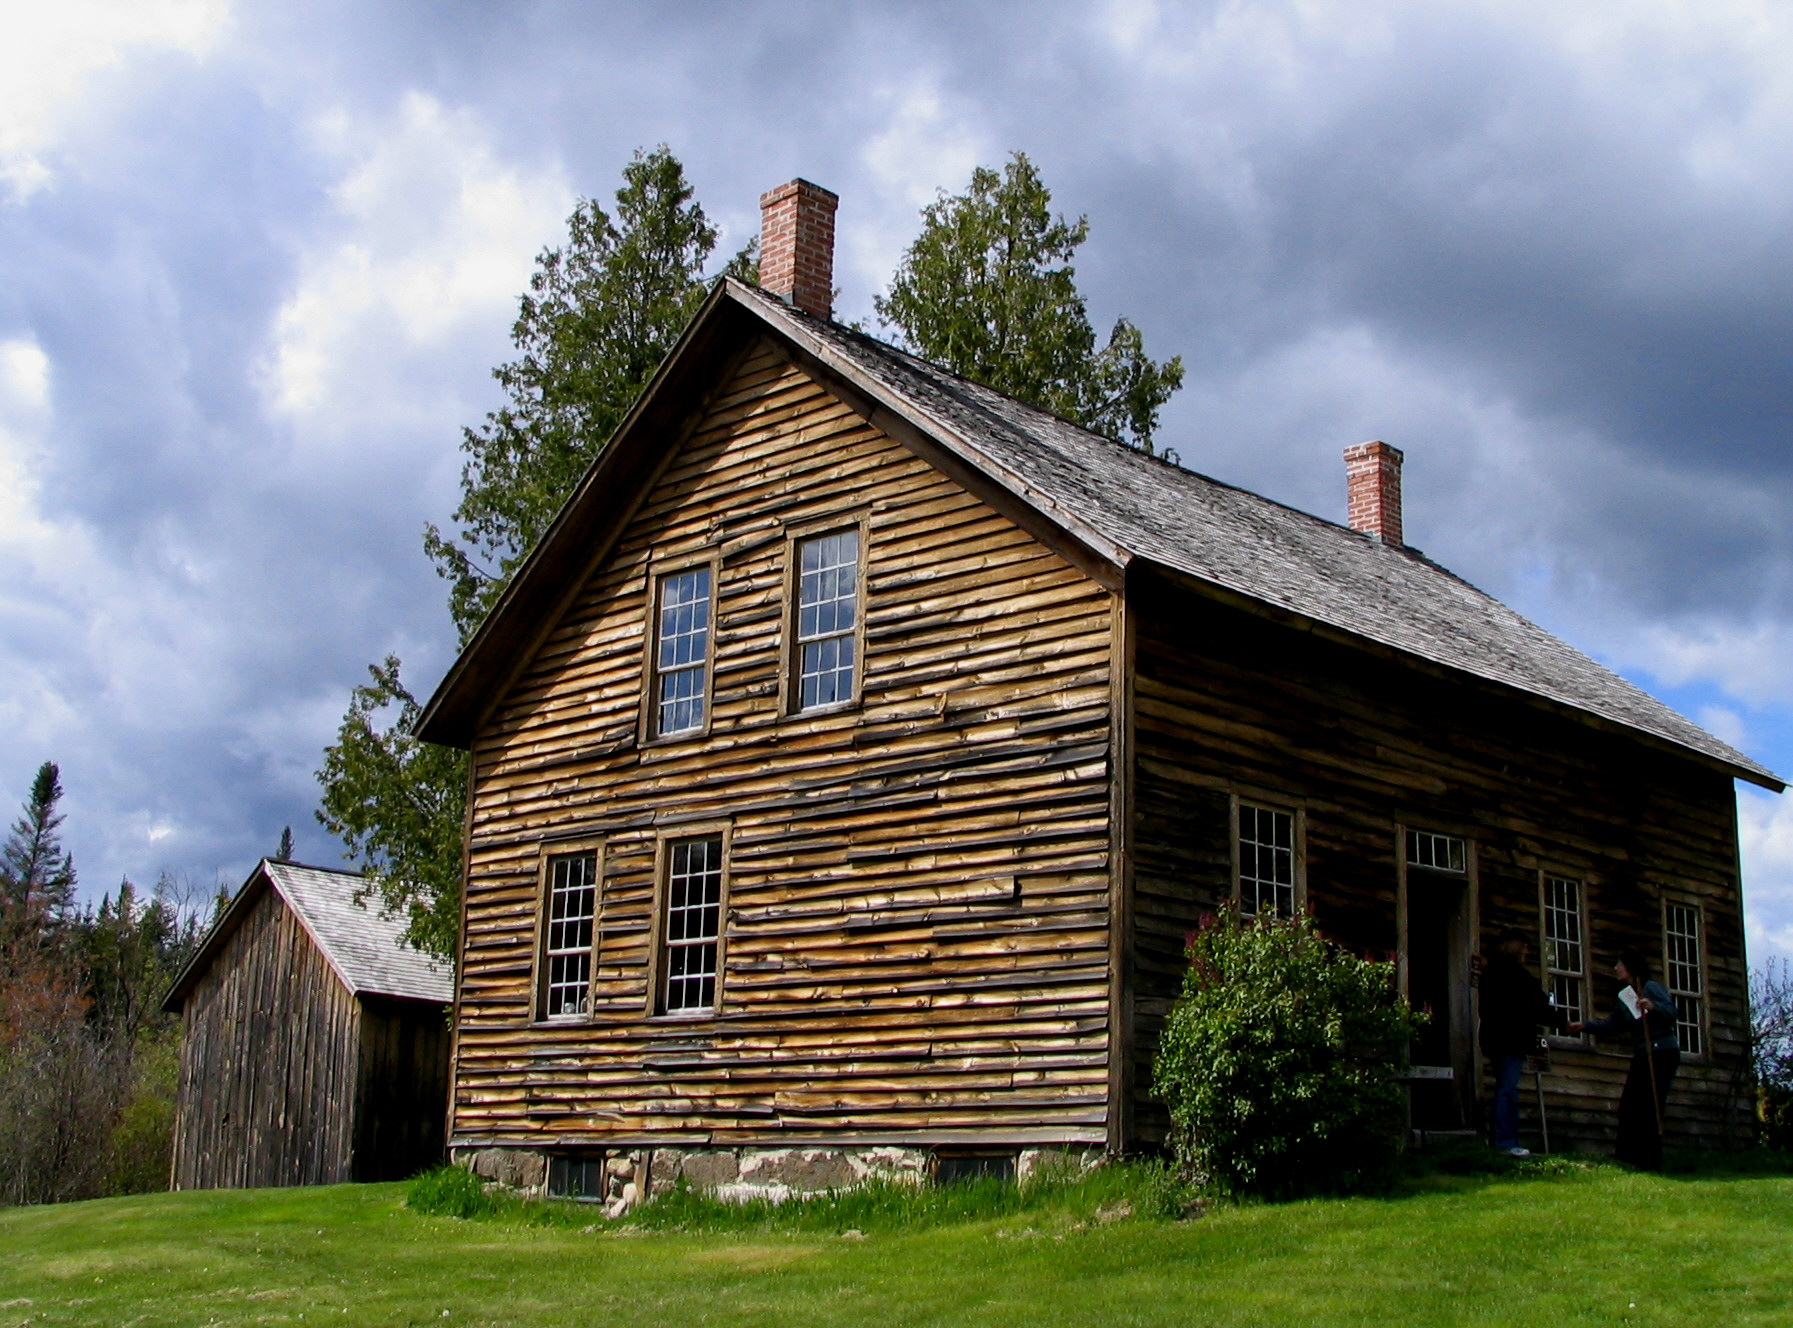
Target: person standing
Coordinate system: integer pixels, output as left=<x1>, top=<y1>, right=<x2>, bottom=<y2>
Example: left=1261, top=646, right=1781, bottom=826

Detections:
left=1570, top=948, right=1679, bottom=1170
left=1479, top=929, right=1560, bottom=1157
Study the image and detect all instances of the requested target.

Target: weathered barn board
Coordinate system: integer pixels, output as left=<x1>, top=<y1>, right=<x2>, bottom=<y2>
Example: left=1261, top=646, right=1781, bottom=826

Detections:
left=1127, top=570, right=1753, bottom=1149
left=419, top=234, right=1776, bottom=1182
left=166, top=861, right=453, bottom=1189
left=450, top=339, right=1116, bottom=1150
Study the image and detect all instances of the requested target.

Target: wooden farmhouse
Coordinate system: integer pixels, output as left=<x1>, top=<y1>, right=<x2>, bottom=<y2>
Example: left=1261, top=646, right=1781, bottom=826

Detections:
left=416, top=179, right=1781, bottom=1202
left=163, top=860, right=453, bottom=1189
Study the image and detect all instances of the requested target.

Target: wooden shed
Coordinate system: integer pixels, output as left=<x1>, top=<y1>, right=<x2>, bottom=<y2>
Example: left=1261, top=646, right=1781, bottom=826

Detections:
left=163, top=859, right=453, bottom=1190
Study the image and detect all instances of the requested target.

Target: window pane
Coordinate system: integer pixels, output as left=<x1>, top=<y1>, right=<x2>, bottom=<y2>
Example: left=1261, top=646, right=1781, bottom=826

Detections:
left=1408, top=830, right=1466, bottom=873
left=1239, top=804, right=1295, bottom=918
left=656, top=568, right=709, bottom=735
left=795, top=531, right=857, bottom=710
left=544, top=852, right=597, bottom=1018
left=663, top=835, right=724, bottom=1013
left=1542, top=875, right=1585, bottom=1026
left=1665, top=903, right=1704, bottom=1056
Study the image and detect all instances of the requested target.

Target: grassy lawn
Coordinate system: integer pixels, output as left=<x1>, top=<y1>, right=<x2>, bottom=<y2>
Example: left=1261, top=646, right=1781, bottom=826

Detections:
left=2, top=1160, right=1790, bottom=1327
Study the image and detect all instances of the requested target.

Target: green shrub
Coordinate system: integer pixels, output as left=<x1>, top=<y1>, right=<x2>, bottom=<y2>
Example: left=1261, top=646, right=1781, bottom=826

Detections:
left=1152, top=909, right=1420, bottom=1200
left=407, top=1165, right=500, bottom=1219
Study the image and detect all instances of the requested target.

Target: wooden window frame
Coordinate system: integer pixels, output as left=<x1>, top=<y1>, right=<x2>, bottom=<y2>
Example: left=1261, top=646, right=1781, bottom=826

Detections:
left=1538, top=870, right=1591, bottom=1046
left=530, top=835, right=605, bottom=1024
left=637, top=550, right=721, bottom=747
left=1662, top=895, right=1709, bottom=1061
left=645, top=820, right=733, bottom=1019
left=779, top=511, right=870, bottom=718
left=1228, top=794, right=1306, bottom=918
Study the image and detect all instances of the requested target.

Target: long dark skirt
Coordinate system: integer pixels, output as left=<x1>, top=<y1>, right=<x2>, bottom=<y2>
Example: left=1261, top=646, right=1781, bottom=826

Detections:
left=1615, top=1046, right=1680, bottom=1170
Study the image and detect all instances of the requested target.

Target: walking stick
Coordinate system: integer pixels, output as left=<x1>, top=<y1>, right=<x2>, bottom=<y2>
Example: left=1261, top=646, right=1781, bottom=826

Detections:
left=1636, top=981, right=1665, bottom=1139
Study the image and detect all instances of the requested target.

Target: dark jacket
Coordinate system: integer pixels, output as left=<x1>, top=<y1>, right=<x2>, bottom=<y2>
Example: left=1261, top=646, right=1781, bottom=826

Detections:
left=1479, top=955, right=1560, bottom=1059
left=1585, top=980, right=1679, bottom=1052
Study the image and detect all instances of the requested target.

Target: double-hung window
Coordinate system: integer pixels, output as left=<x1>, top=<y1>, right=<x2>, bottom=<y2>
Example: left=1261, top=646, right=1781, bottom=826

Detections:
left=541, top=850, right=598, bottom=1019
left=1238, top=803, right=1296, bottom=918
left=1541, top=874, right=1587, bottom=1028
left=1664, top=901, right=1705, bottom=1056
left=794, top=530, right=858, bottom=710
left=660, top=835, right=725, bottom=1014
left=653, top=566, right=711, bottom=737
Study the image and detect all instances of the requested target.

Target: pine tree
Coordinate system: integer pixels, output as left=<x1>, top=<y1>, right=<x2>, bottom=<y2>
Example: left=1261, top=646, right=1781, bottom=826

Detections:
left=875, top=152, right=1184, bottom=452
left=274, top=826, right=294, bottom=862
left=0, top=761, right=77, bottom=960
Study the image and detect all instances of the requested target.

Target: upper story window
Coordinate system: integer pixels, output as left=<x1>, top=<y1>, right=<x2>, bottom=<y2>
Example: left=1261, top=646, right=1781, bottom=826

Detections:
left=1238, top=803, right=1296, bottom=918
left=653, top=566, right=711, bottom=737
left=795, top=530, right=858, bottom=711
left=1408, top=829, right=1466, bottom=874
left=1664, top=901, right=1705, bottom=1057
left=541, top=850, right=598, bottom=1019
left=1541, top=874, right=1587, bottom=1027
left=660, top=835, right=725, bottom=1015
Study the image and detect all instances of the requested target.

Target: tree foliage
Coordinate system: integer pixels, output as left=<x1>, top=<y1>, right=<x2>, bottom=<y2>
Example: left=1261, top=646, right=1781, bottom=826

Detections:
left=1153, top=909, right=1420, bottom=1199
left=0, top=761, right=78, bottom=960
left=425, top=145, right=751, bottom=640
left=316, top=657, right=468, bottom=963
left=875, top=152, right=1184, bottom=452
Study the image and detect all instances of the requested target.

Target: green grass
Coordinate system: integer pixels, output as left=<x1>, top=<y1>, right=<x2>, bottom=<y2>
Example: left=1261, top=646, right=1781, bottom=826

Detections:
left=3, top=1158, right=1792, bottom=1326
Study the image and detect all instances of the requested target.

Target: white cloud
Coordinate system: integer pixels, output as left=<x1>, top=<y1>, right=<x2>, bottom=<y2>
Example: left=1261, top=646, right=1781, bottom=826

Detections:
left=263, top=92, right=573, bottom=421
left=0, top=0, right=229, bottom=199
left=1741, top=785, right=1793, bottom=962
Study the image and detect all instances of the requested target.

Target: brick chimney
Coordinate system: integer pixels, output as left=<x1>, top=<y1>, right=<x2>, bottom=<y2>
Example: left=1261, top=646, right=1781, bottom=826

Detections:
left=758, top=179, right=838, bottom=319
left=1343, top=440, right=1404, bottom=546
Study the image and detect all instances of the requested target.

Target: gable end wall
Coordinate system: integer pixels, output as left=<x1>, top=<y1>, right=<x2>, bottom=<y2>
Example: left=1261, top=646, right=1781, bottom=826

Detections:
left=454, top=340, right=1117, bottom=1150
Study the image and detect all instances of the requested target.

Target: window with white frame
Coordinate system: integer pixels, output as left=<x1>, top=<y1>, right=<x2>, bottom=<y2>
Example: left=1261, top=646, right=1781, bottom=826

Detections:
left=661, top=835, right=724, bottom=1014
left=1664, top=901, right=1705, bottom=1056
left=654, top=566, right=711, bottom=736
left=1541, top=874, right=1587, bottom=1027
left=1238, top=803, right=1296, bottom=918
left=1407, top=829, right=1466, bottom=874
left=795, top=530, right=858, bottom=710
left=542, top=851, right=598, bottom=1019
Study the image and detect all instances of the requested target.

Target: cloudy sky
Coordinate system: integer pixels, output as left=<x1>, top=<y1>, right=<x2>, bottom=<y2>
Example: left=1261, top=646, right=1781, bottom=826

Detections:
left=5, top=0, right=1793, bottom=957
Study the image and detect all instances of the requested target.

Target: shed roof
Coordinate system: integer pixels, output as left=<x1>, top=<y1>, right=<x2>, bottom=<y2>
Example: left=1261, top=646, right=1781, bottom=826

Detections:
left=163, top=860, right=453, bottom=1013
left=417, top=277, right=1780, bottom=791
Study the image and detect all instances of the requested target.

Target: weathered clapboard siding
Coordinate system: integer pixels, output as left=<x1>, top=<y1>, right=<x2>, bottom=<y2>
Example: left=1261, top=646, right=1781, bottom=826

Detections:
left=452, top=340, right=1116, bottom=1148
left=1126, top=569, right=1752, bottom=1150
left=172, top=888, right=360, bottom=1189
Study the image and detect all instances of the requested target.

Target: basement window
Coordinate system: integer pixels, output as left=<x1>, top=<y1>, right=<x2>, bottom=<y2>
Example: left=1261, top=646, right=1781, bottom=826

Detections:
left=660, top=834, right=726, bottom=1014
left=933, top=1151, right=1016, bottom=1186
left=547, top=1154, right=605, bottom=1201
left=1541, top=874, right=1587, bottom=1028
left=1664, top=901, right=1706, bottom=1058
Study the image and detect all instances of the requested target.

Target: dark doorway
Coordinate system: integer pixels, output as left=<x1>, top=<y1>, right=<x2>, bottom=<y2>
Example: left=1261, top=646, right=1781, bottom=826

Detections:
left=1406, top=869, right=1473, bottom=1129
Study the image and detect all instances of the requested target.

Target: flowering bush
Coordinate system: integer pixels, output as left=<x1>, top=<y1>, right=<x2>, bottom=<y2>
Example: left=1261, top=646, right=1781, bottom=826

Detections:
left=1152, top=909, right=1420, bottom=1199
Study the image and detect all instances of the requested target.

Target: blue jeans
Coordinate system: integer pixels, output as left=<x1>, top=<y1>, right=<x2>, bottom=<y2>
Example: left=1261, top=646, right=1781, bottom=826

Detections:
left=1491, top=1054, right=1526, bottom=1150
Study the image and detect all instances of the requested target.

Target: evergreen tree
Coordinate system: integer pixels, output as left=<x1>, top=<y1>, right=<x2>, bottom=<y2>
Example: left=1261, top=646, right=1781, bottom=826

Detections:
left=320, top=148, right=749, bottom=964
left=875, top=152, right=1184, bottom=452
left=274, top=826, right=294, bottom=862
left=0, top=761, right=77, bottom=960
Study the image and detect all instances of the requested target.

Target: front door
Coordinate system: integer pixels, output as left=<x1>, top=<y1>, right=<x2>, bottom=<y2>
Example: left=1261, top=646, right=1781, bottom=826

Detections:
left=1406, top=865, right=1474, bottom=1129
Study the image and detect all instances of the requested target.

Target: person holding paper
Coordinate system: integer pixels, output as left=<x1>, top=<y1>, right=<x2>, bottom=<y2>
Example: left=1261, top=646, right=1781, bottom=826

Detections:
left=1569, top=948, right=1679, bottom=1170
left=1479, top=929, right=1561, bottom=1157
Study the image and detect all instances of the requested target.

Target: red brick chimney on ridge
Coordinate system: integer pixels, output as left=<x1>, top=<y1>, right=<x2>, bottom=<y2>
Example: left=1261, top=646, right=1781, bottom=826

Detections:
left=1343, top=440, right=1404, bottom=546
left=759, top=179, right=838, bottom=319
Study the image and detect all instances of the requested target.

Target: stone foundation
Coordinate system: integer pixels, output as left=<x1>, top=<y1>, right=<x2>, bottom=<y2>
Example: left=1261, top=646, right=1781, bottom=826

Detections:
left=455, top=1143, right=1101, bottom=1218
